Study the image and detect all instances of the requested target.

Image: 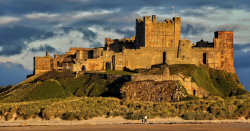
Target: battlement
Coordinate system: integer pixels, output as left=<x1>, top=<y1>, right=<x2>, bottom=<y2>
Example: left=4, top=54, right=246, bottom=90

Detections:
left=143, top=16, right=152, bottom=21
left=137, top=15, right=177, bottom=25
left=69, top=47, right=94, bottom=51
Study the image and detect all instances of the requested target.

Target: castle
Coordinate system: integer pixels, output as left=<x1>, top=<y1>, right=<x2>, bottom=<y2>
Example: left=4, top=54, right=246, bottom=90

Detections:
left=33, top=15, right=235, bottom=75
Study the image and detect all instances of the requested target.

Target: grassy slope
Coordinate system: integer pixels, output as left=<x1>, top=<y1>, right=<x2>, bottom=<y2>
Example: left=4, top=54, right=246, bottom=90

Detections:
left=0, top=81, right=70, bottom=103
left=1, top=95, right=250, bottom=121
left=136, top=64, right=247, bottom=97
left=191, top=65, right=247, bottom=97
left=191, top=66, right=220, bottom=95
left=0, top=64, right=248, bottom=103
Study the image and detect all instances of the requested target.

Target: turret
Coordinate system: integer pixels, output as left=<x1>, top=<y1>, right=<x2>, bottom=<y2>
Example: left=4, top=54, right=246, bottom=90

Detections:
left=178, top=38, right=191, bottom=58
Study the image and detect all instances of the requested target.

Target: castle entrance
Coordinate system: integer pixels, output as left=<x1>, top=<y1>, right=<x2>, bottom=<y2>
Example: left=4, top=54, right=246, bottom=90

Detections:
left=106, top=62, right=111, bottom=70
left=82, top=65, right=86, bottom=71
left=193, top=90, right=196, bottom=96
left=203, top=53, right=206, bottom=64
left=163, top=52, right=166, bottom=64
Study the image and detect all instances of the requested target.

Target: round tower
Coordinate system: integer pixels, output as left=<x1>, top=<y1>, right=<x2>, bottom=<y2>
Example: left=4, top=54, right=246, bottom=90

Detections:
left=178, top=38, right=191, bottom=58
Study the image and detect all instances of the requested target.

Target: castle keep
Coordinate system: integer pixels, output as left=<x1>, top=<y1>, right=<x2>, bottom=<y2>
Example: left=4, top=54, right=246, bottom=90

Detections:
left=33, top=15, right=235, bottom=75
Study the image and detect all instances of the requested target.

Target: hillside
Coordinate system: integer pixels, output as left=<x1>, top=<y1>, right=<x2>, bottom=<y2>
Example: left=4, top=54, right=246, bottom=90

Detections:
left=135, top=64, right=247, bottom=97
left=0, top=64, right=248, bottom=103
left=0, top=64, right=249, bottom=121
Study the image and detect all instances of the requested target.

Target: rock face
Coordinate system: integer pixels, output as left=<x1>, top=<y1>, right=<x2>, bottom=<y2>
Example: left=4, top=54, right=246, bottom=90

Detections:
left=120, top=80, right=186, bottom=102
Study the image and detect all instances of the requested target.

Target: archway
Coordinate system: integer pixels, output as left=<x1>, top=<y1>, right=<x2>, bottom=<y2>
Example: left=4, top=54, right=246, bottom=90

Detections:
left=57, top=61, right=61, bottom=67
left=193, top=90, right=196, bottom=96
left=82, top=65, right=86, bottom=71
left=106, top=62, right=111, bottom=70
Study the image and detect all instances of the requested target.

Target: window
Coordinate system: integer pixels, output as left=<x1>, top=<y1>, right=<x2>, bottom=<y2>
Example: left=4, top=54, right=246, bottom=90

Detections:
left=117, top=65, right=123, bottom=67
left=171, top=39, right=173, bottom=43
left=224, top=40, right=226, bottom=43
left=224, top=34, right=227, bottom=37
left=153, top=39, right=155, bottom=43
left=162, top=39, right=164, bottom=43
left=180, top=49, right=181, bottom=51
left=210, top=54, right=213, bottom=58
left=183, top=44, right=185, bottom=46
left=119, top=59, right=123, bottom=62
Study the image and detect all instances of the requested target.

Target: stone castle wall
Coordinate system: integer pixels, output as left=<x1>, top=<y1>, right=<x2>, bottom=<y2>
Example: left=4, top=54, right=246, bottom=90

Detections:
left=33, top=15, right=235, bottom=75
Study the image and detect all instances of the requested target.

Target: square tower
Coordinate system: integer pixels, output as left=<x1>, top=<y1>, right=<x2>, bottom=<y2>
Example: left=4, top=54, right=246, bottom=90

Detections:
left=135, top=15, right=181, bottom=48
left=214, top=31, right=235, bottom=73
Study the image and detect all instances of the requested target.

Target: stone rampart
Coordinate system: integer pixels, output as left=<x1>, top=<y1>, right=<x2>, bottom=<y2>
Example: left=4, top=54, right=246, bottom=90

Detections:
left=131, top=67, right=208, bottom=98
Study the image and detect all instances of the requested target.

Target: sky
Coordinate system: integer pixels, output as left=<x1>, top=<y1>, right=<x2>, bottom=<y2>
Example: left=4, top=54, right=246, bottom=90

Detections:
left=0, top=0, right=249, bottom=91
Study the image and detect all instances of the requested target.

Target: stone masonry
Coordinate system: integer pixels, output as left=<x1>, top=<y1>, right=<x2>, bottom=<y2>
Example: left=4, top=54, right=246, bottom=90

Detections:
left=33, top=15, right=235, bottom=75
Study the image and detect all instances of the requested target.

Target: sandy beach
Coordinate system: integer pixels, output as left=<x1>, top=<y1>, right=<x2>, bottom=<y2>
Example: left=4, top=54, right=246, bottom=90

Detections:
left=0, top=116, right=249, bottom=127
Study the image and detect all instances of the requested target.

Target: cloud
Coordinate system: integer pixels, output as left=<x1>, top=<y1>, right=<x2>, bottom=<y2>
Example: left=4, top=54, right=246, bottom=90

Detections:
left=234, top=43, right=250, bottom=51
left=0, top=61, right=32, bottom=87
left=233, top=48, right=250, bottom=91
left=29, top=44, right=60, bottom=54
left=103, top=27, right=135, bottom=38
left=0, top=16, right=20, bottom=25
left=24, top=13, right=60, bottom=19
left=181, top=23, right=206, bottom=36
left=0, top=25, right=56, bottom=56
left=62, top=27, right=98, bottom=43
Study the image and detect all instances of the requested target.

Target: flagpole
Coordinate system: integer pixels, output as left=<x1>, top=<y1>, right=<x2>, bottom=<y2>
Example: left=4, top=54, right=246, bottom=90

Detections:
left=172, top=6, right=175, bottom=17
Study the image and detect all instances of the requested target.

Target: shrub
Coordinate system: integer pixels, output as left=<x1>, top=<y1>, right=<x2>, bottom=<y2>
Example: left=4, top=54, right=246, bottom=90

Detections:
left=181, top=112, right=214, bottom=120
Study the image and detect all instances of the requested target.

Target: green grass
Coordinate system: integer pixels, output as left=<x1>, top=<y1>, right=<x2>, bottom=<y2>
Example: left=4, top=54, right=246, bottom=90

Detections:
left=25, top=80, right=70, bottom=101
left=191, top=65, right=248, bottom=97
left=191, top=66, right=220, bottom=96
left=0, top=81, right=70, bottom=103
left=100, top=70, right=135, bottom=75
left=58, top=75, right=107, bottom=97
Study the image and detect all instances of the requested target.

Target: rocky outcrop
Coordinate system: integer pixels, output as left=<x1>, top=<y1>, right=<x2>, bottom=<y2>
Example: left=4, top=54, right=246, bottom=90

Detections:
left=120, top=80, right=186, bottom=102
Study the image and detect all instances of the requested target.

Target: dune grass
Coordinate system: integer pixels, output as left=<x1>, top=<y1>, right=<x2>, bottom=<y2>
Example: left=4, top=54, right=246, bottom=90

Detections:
left=0, top=95, right=250, bottom=121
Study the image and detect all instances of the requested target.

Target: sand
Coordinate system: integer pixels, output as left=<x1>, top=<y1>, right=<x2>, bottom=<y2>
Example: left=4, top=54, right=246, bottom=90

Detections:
left=0, top=116, right=250, bottom=127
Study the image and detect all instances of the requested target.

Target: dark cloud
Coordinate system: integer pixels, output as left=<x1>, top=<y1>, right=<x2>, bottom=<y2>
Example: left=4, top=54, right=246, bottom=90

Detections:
left=0, top=25, right=55, bottom=56
left=62, top=27, right=96, bottom=39
left=62, top=27, right=99, bottom=45
left=234, top=43, right=250, bottom=51
left=1, top=0, right=250, bottom=18
left=234, top=49, right=250, bottom=69
left=103, top=27, right=135, bottom=38
left=0, top=62, right=32, bottom=87
left=181, top=23, right=206, bottom=35
left=30, top=44, right=59, bottom=53
left=234, top=49, right=250, bottom=91
left=115, top=29, right=135, bottom=38
left=89, top=42, right=103, bottom=48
